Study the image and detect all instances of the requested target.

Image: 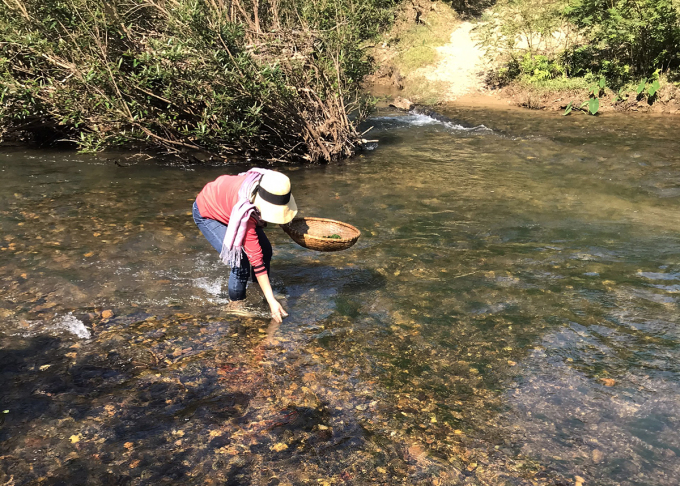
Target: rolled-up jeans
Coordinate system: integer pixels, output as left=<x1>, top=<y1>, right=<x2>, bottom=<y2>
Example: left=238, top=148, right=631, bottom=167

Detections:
left=192, top=201, right=272, bottom=301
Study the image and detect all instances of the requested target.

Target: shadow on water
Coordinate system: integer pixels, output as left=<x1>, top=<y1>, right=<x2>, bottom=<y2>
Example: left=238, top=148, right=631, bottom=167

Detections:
left=0, top=325, right=358, bottom=485
left=1, top=335, right=199, bottom=484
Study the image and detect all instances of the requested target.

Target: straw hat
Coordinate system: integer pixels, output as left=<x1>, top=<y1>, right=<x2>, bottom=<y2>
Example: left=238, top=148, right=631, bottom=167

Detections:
left=253, top=170, right=297, bottom=224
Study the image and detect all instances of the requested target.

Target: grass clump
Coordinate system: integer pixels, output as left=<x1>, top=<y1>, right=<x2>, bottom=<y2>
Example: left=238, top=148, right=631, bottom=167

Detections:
left=398, top=45, right=440, bottom=73
left=515, top=75, right=592, bottom=92
left=391, top=4, right=459, bottom=75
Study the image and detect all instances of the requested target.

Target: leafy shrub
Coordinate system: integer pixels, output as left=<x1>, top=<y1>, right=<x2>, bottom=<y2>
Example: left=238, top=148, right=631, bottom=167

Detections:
left=477, top=0, right=680, bottom=88
left=446, top=0, right=499, bottom=17
left=0, top=0, right=395, bottom=162
left=564, top=0, right=680, bottom=78
left=475, top=0, right=573, bottom=58
left=519, top=54, right=565, bottom=81
left=517, top=74, right=592, bottom=91
left=475, top=0, right=577, bottom=86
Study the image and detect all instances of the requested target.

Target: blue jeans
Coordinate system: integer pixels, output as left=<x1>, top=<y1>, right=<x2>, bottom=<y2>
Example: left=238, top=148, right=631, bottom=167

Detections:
left=192, top=201, right=272, bottom=301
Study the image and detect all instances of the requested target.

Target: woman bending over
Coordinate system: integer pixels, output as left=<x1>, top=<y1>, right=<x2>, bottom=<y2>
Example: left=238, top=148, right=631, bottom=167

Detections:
left=193, top=168, right=297, bottom=323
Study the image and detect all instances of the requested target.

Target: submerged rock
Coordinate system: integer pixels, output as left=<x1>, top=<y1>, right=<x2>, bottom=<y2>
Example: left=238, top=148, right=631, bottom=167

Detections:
left=389, top=97, right=414, bottom=111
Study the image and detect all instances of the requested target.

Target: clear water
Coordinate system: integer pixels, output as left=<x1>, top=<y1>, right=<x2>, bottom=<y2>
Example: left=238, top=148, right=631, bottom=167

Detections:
left=2, top=106, right=680, bottom=485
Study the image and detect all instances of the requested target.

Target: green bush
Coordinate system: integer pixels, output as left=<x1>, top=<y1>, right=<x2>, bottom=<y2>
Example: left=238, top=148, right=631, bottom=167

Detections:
left=517, top=74, right=592, bottom=91
left=564, top=0, right=680, bottom=79
left=0, top=0, right=395, bottom=162
left=478, top=0, right=680, bottom=88
left=475, top=0, right=574, bottom=86
left=519, top=54, right=565, bottom=81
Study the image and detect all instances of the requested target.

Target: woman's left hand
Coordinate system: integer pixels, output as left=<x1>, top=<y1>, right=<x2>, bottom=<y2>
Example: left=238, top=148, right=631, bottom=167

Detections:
left=268, top=298, right=288, bottom=323
left=256, top=272, right=288, bottom=323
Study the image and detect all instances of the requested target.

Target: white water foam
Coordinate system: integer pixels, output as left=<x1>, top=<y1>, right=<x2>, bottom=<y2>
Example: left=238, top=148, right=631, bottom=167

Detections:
left=638, top=271, right=680, bottom=281
left=370, top=113, right=490, bottom=132
left=193, top=277, right=229, bottom=304
left=52, top=313, right=91, bottom=339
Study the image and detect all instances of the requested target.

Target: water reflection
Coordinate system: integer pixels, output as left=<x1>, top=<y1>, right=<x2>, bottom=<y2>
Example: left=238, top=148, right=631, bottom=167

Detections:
left=2, top=108, right=680, bottom=484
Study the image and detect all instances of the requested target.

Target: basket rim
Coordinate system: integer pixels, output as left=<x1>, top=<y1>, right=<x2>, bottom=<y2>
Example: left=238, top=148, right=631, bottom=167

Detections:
left=282, top=217, right=361, bottom=243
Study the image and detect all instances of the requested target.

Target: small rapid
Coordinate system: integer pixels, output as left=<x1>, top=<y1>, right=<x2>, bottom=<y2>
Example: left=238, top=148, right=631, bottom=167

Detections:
left=369, top=106, right=491, bottom=132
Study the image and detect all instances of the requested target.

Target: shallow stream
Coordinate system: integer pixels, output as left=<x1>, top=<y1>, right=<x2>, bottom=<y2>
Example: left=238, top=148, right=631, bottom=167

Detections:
left=2, top=106, right=680, bottom=485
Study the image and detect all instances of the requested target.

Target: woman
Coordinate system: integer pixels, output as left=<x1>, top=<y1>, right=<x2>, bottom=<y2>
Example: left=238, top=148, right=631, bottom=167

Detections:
left=192, top=168, right=296, bottom=323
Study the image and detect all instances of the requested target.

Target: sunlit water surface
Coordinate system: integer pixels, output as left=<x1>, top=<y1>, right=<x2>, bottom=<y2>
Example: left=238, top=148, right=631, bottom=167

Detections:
left=2, top=107, right=680, bottom=485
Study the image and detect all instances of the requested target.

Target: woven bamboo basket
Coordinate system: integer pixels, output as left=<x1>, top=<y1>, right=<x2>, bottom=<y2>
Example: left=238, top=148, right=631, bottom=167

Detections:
left=281, top=217, right=361, bottom=252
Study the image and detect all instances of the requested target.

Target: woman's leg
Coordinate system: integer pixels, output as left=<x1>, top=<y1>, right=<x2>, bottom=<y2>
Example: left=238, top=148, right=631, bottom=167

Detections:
left=228, top=252, right=250, bottom=301
left=192, top=202, right=250, bottom=301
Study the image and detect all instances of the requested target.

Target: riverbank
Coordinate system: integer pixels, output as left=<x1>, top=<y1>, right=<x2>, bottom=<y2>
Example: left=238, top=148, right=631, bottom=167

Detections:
left=370, top=72, right=680, bottom=118
left=489, top=81, right=680, bottom=114
left=366, top=5, right=680, bottom=116
left=370, top=68, right=680, bottom=118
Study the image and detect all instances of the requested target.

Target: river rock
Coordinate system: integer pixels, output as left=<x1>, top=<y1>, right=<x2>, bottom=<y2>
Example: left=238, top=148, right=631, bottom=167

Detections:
left=390, top=97, right=413, bottom=111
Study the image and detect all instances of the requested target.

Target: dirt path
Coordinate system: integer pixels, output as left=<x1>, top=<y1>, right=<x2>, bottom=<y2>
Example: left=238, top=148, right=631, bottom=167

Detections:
left=415, top=21, right=484, bottom=101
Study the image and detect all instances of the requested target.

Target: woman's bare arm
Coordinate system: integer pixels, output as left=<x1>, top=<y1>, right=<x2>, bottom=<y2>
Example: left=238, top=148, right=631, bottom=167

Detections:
left=255, top=272, right=288, bottom=323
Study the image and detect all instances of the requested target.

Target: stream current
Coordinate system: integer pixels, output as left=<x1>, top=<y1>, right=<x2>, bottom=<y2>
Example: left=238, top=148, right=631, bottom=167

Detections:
left=1, top=106, right=680, bottom=485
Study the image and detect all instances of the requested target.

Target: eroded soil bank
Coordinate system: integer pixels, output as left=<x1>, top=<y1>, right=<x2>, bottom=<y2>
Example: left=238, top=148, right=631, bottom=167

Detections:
left=366, top=4, right=680, bottom=116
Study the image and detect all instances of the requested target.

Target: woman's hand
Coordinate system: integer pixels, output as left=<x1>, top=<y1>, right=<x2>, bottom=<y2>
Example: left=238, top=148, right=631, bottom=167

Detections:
left=268, top=297, right=288, bottom=323
left=256, top=271, right=288, bottom=323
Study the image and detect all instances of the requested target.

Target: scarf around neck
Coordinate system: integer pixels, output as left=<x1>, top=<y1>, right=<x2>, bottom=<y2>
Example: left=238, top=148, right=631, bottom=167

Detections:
left=219, top=168, right=269, bottom=268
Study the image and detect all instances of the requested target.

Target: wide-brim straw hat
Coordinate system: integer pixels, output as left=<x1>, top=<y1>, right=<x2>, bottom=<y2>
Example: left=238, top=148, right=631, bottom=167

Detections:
left=253, top=170, right=297, bottom=224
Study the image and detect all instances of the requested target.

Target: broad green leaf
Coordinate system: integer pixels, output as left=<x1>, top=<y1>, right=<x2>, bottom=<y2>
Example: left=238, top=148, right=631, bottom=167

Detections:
left=580, top=100, right=589, bottom=109
left=648, top=79, right=660, bottom=97
left=588, top=97, right=599, bottom=115
left=563, top=101, right=573, bottom=116
left=637, top=78, right=647, bottom=95
left=599, top=77, right=605, bottom=88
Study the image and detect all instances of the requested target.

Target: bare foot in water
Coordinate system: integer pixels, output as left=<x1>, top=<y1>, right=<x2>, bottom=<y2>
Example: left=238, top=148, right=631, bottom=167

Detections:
left=223, top=300, right=258, bottom=317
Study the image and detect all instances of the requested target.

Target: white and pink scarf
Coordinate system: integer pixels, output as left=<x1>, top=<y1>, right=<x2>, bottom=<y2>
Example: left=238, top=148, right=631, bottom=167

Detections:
left=219, top=168, right=269, bottom=267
